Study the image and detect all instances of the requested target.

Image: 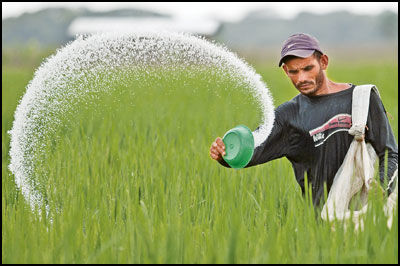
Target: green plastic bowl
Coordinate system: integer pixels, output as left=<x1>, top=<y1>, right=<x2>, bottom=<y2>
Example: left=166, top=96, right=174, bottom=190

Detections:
left=222, top=125, right=254, bottom=169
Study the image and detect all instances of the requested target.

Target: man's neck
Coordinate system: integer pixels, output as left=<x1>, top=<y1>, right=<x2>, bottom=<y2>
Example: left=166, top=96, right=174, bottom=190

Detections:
left=314, top=80, right=350, bottom=96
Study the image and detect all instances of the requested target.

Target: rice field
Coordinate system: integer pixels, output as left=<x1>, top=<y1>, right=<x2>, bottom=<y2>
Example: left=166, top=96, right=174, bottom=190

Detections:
left=2, top=49, right=398, bottom=263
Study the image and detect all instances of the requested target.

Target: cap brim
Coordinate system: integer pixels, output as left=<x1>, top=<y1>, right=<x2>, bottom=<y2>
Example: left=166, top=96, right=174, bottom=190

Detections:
left=279, top=49, right=315, bottom=67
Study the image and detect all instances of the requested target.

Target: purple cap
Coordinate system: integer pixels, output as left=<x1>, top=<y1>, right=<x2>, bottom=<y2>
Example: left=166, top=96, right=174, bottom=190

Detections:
left=278, top=33, right=323, bottom=67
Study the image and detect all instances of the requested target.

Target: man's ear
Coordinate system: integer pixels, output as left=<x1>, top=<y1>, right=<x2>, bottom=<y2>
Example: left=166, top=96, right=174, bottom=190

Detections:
left=320, top=54, right=329, bottom=70
left=282, top=64, right=288, bottom=75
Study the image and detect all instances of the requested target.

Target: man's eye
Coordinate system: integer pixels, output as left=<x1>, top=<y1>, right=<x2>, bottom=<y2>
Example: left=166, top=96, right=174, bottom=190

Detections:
left=304, top=66, right=313, bottom=71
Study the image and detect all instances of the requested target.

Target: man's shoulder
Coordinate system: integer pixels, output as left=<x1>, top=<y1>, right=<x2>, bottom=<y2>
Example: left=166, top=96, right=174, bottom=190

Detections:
left=276, top=94, right=302, bottom=113
left=273, top=94, right=302, bottom=125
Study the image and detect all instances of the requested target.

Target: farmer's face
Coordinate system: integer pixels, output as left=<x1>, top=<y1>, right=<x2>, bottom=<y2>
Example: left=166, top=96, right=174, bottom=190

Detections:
left=283, top=54, right=328, bottom=96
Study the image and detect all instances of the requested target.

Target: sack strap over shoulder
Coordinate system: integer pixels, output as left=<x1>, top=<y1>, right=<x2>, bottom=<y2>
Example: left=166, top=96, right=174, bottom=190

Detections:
left=348, top=85, right=381, bottom=141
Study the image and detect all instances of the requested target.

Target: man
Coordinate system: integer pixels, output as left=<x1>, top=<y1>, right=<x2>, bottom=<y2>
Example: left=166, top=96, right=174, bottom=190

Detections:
left=209, top=33, right=398, bottom=206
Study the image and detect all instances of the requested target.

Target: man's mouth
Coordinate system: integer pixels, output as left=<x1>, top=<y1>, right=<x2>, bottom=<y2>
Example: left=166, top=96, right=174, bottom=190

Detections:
left=299, top=83, right=313, bottom=89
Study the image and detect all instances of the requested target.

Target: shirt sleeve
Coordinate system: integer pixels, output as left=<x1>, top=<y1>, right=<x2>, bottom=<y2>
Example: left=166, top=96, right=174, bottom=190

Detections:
left=218, top=106, right=290, bottom=168
left=365, top=89, right=398, bottom=194
left=246, top=110, right=289, bottom=167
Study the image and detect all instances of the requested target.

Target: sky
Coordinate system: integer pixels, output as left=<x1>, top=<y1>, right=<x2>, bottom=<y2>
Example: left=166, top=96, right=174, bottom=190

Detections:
left=2, top=2, right=398, bottom=22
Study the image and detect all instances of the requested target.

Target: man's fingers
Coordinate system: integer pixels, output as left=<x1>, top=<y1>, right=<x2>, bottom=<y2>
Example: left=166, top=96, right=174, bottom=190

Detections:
left=215, top=138, right=226, bottom=156
left=210, top=153, right=219, bottom=160
left=210, top=146, right=223, bottom=156
left=210, top=149, right=221, bottom=160
left=210, top=144, right=218, bottom=155
left=216, top=138, right=225, bottom=150
left=210, top=137, right=226, bottom=161
left=210, top=146, right=218, bottom=155
left=210, top=140, right=225, bottom=160
left=211, top=140, right=225, bottom=156
left=210, top=143, right=218, bottom=154
left=216, top=146, right=225, bottom=156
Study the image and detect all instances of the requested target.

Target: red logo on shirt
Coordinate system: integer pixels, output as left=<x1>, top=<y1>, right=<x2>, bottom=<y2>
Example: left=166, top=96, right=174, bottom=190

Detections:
left=309, top=114, right=352, bottom=147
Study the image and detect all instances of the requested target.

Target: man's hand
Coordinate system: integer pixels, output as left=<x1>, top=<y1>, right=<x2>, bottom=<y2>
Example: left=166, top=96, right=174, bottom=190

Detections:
left=210, top=137, right=226, bottom=161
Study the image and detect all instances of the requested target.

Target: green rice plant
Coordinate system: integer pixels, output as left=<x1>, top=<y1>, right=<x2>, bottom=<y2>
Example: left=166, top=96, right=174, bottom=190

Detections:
left=2, top=57, right=398, bottom=264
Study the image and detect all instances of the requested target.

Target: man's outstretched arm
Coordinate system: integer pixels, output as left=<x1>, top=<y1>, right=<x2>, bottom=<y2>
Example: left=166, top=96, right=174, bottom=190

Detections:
left=209, top=108, right=290, bottom=168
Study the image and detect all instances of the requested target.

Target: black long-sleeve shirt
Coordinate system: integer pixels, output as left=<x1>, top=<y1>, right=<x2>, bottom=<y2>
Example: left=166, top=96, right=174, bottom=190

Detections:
left=219, top=84, right=398, bottom=206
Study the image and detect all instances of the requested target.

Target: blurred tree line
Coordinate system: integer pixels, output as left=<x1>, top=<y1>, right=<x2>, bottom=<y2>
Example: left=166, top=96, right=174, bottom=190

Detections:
left=2, top=7, right=397, bottom=49
left=216, top=9, right=398, bottom=48
left=2, top=7, right=168, bottom=48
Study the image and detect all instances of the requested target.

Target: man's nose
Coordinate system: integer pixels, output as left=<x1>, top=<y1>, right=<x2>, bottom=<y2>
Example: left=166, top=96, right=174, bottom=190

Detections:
left=297, top=71, right=307, bottom=82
